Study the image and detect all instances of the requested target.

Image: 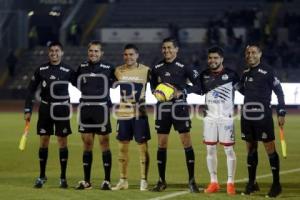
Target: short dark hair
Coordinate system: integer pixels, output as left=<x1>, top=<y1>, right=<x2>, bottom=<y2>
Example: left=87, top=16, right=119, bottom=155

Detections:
left=88, top=40, right=102, bottom=49
left=246, top=42, right=262, bottom=52
left=48, top=41, right=63, bottom=50
left=124, top=43, right=139, bottom=53
left=162, top=37, right=179, bottom=48
left=208, top=46, right=224, bottom=57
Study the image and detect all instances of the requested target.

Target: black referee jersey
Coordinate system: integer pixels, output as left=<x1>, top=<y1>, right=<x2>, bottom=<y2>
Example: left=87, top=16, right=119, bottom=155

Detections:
left=24, top=62, right=75, bottom=114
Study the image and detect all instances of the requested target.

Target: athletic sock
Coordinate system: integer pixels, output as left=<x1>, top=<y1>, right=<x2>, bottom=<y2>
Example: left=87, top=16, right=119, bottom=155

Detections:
left=224, top=146, right=236, bottom=183
left=184, top=146, right=195, bottom=181
left=118, top=143, right=129, bottom=179
left=59, top=147, right=68, bottom=179
left=268, top=151, right=280, bottom=184
left=206, top=145, right=218, bottom=183
left=83, top=151, right=92, bottom=183
left=247, top=150, right=258, bottom=184
left=157, top=147, right=167, bottom=182
left=138, top=143, right=149, bottom=180
left=102, top=150, right=112, bottom=182
left=39, top=147, right=48, bottom=178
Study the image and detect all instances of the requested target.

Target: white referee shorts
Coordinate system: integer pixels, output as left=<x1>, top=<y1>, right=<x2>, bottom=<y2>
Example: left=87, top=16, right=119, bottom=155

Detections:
left=203, top=117, right=235, bottom=146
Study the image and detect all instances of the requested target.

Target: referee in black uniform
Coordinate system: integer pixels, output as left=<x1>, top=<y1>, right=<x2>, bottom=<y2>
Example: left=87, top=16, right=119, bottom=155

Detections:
left=239, top=43, right=285, bottom=198
left=24, top=41, right=75, bottom=189
left=75, top=41, right=115, bottom=190
left=150, top=37, right=201, bottom=193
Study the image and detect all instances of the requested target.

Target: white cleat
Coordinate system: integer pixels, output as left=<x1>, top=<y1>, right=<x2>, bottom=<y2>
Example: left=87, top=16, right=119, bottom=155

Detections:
left=112, top=179, right=129, bottom=190
left=140, top=179, right=148, bottom=191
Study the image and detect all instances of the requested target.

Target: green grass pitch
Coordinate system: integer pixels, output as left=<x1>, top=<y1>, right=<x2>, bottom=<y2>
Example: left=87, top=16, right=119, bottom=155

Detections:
left=0, top=112, right=299, bottom=200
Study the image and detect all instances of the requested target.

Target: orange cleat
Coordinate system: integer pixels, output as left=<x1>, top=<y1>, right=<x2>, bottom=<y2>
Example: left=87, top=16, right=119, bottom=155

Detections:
left=227, top=183, right=236, bottom=195
left=204, top=182, right=220, bottom=193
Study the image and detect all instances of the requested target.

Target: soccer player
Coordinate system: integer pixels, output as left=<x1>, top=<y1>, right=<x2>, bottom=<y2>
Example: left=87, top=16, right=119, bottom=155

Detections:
left=199, top=46, right=239, bottom=195
left=24, top=41, right=75, bottom=188
left=150, top=37, right=201, bottom=193
left=75, top=41, right=114, bottom=190
left=239, top=43, right=286, bottom=197
left=112, top=44, right=151, bottom=191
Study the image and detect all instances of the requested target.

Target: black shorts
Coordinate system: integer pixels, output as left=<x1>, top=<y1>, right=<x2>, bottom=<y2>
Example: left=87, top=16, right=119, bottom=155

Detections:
left=241, top=108, right=275, bottom=142
left=116, top=116, right=151, bottom=143
left=37, top=102, right=72, bottom=137
left=78, top=103, right=111, bottom=135
left=155, top=101, right=191, bottom=134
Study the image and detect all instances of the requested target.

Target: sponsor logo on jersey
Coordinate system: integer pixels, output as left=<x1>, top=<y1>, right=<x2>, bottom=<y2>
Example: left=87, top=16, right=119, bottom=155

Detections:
left=50, top=75, right=56, bottom=80
left=212, top=91, right=219, bottom=98
left=155, top=63, right=164, bottom=69
left=222, top=74, right=229, bottom=80
left=258, top=68, right=267, bottom=74
left=60, top=66, right=70, bottom=72
left=40, top=66, right=49, bottom=70
left=175, top=62, right=184, bottom=68
left=81, top=63, right=88, bottom=67
left=121, top=76, right=143, bottom=81
left=100, top=64, right=111, bottom=69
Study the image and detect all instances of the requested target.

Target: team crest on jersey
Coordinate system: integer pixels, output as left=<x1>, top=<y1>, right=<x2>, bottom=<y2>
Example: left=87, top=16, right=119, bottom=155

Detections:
left=42, top=80, right=47, bottom=87
left=222, top=74, right=229, bottom=80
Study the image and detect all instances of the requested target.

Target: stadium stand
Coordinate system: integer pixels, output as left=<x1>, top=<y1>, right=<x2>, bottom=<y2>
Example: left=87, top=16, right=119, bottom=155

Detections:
left=1, top=0, right=300, bottom=97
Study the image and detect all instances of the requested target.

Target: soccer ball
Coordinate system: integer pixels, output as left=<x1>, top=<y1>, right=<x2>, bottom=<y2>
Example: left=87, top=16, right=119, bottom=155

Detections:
left=153, top=83, right=176, bottom=102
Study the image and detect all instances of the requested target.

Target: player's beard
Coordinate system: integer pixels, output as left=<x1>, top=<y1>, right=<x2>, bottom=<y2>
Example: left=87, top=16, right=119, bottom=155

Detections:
left=209, top=62, right=221, bottom=71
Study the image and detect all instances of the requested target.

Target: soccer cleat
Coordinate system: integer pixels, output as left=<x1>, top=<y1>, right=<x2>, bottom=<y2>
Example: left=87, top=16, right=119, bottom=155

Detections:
left=140, top=179, right=148, bottom=191
left=266, top=183, right=282, bottom=198
left=204, top=182, right=220, bottom=193
left=100, top=180, right=111, bottom=190
left=75, top=180, right=92, bottom=190
left=151, top=180, right=167, bottom=192
left=227, top=183, right=236, bottom=195
left=241, top=182, right=260, bottom=195
left=188, top=178, right=200, bottom=193
left=112, top=179, right=129, bottom=190
left=34, top=177, right=47, bottom=188
left=59, top=178, right=68, bottom=189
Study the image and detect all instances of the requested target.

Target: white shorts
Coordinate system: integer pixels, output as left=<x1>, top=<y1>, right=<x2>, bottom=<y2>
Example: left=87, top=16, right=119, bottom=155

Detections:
left=203, top=117, right=235, bottom=146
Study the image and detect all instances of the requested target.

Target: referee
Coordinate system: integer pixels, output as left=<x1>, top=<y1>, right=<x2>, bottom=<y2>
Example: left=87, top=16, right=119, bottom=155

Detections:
left=150, top=37, right=201, bottom=193
left=239, top=43, right=286, bottom=198
left=75, top=41, right=115, bottom=190
left=24, top=41, right=75, bottom=188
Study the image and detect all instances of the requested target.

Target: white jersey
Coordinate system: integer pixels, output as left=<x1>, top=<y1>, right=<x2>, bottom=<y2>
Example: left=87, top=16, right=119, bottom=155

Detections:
left=200, top=68, right=239, bottom=119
